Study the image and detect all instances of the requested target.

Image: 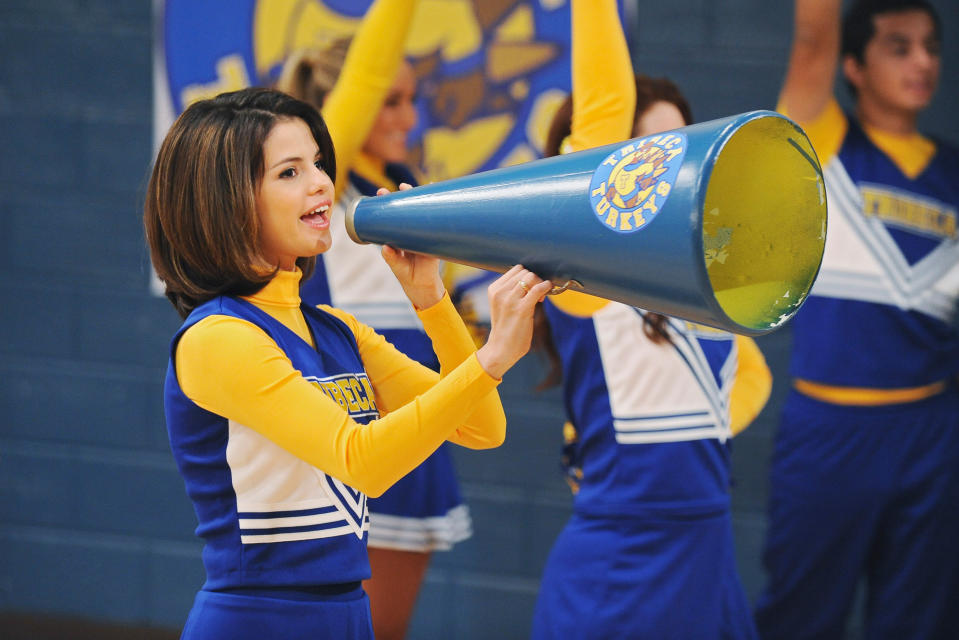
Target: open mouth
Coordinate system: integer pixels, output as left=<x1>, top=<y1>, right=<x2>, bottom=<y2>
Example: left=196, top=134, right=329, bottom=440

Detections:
left=301, top=204, right=330, bottom=228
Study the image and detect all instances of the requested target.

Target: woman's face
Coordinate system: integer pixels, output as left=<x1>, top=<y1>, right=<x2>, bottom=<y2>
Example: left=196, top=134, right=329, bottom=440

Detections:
left=633, top=100, right=686, bottom=137
left=362, top=61, right=417, bottom=164
left=255, top=117, right=335, bottom=270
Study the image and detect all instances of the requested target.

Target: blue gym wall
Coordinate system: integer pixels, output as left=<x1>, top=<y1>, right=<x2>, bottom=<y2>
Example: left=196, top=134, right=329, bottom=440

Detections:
left=1, top=1, right=956, bottom=637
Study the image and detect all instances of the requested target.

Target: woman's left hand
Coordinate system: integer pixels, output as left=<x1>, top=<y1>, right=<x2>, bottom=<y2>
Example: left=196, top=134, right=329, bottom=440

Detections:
left=378, top=184, right=446, bottom=310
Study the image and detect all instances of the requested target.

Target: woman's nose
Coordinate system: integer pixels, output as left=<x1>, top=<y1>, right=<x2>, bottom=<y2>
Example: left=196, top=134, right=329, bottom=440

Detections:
left=310, top=165, right=333, bottom=193
left=401, top=99, right=418, bottom=130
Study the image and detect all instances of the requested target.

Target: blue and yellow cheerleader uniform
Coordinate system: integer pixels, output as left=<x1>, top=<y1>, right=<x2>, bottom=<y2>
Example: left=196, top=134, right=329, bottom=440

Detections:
left=531, top=2, right=770, bottom=637
left=167, top=270, right=504, bottom=638
left=532, top=295, right=770, bottom=639
left=755, top=99, right=959, bottom=640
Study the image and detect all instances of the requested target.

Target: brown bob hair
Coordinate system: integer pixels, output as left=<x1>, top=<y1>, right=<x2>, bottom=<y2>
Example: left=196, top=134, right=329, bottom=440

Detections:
left=145, top=87, right=337, bottom=319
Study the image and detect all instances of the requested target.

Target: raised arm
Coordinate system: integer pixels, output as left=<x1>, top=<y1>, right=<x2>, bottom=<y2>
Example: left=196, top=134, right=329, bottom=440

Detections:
left=567, top=0, right=636, bottom=152
left=778, top=0, right=842, bottom=124
left=322, top=0, right=417, bottom=191
left=551, top=0, right=636, bottom=315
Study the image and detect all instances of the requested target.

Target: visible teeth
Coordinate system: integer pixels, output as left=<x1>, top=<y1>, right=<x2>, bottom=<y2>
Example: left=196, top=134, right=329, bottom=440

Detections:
left=310, top=205, right=329, bottom=215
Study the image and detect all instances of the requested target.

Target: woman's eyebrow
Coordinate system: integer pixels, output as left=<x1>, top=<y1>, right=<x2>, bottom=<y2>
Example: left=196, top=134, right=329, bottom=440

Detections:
left=268, top=155, right=304, bottom=170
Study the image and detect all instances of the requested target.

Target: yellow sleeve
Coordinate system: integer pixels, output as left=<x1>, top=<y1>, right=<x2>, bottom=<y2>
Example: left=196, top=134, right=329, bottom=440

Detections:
left=567, top=0, right=636, bottom=153
left=322, top=0, right=417, bottom=191
left=728, top=335, right=772, bottom=436
left=777, top=96, right=847, bottom=168
left=175, top=294, right=504, bottom=498
left=546, top=0, right=634, bottom=318
left=547, top=289, right=611, bottom=317
left=323, top=293, right=507, bottom=447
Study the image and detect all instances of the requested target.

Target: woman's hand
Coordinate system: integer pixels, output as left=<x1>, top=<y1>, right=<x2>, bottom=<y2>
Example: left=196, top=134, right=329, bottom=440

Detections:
left=378, top=184, right=446, bottom=310
left=476, top=265, right=552, bottom=379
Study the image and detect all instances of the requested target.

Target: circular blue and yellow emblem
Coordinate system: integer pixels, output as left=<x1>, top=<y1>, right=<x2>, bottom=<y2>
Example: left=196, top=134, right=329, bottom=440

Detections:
left=587, top=132, right=686, bottom=233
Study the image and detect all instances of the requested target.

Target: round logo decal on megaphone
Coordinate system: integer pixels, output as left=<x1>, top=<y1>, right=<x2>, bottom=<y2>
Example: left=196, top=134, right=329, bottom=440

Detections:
left=588, top=132, right=687, bottom=234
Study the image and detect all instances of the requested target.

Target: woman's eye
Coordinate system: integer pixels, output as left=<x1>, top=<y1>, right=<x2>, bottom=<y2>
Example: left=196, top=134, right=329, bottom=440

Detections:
left=280, top=167, right=296, bottom=178
left=314, top=159, right=325, bottom=171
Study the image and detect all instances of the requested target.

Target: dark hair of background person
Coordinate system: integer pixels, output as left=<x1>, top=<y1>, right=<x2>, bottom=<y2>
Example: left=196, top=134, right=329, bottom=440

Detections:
left=145, top=87, right=337, bottom=319
left=542, top=74, right=694, bottom=159
left=534, top=74, right=693, bottom=390
left=841, top=0, right=941, bottom=95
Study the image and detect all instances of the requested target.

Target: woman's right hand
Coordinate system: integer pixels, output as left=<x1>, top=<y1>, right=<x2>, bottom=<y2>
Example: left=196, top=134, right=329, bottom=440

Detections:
left=475, top=265, right=552, bottom=379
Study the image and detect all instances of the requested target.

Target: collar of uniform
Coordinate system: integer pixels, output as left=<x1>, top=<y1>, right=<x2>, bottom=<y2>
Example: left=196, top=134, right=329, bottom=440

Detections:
left=245, top=268, right=303, bottom=308
left=861, top=123, right=936, bottom=179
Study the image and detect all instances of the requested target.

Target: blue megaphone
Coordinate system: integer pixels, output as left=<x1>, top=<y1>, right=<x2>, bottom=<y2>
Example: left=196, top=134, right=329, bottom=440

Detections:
left=345, top=110, right=827, bottom=335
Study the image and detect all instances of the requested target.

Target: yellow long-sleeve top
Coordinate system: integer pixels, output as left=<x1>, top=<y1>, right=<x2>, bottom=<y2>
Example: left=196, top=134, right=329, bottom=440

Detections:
left=175, top=269, right=505, bottom=498
left=553, top=0, right=771, bottom=434
left=566, top=0, right=636, bottom=153
left=322, top=0, right=416, bottom=193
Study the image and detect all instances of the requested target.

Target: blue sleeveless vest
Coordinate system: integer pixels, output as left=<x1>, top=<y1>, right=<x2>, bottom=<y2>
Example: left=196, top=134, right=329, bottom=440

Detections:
left=790, top=118, right=959, bottom=386
left=165, top=296, right=376, bottom=590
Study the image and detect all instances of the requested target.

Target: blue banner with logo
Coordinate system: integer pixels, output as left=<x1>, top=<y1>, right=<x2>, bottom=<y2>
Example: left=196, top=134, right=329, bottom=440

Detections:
left=153, top=0, right=632, bottom=182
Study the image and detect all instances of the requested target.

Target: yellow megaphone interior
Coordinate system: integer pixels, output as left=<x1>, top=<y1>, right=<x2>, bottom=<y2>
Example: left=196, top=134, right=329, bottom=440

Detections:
left=702, top=116, right=827, bottom=331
